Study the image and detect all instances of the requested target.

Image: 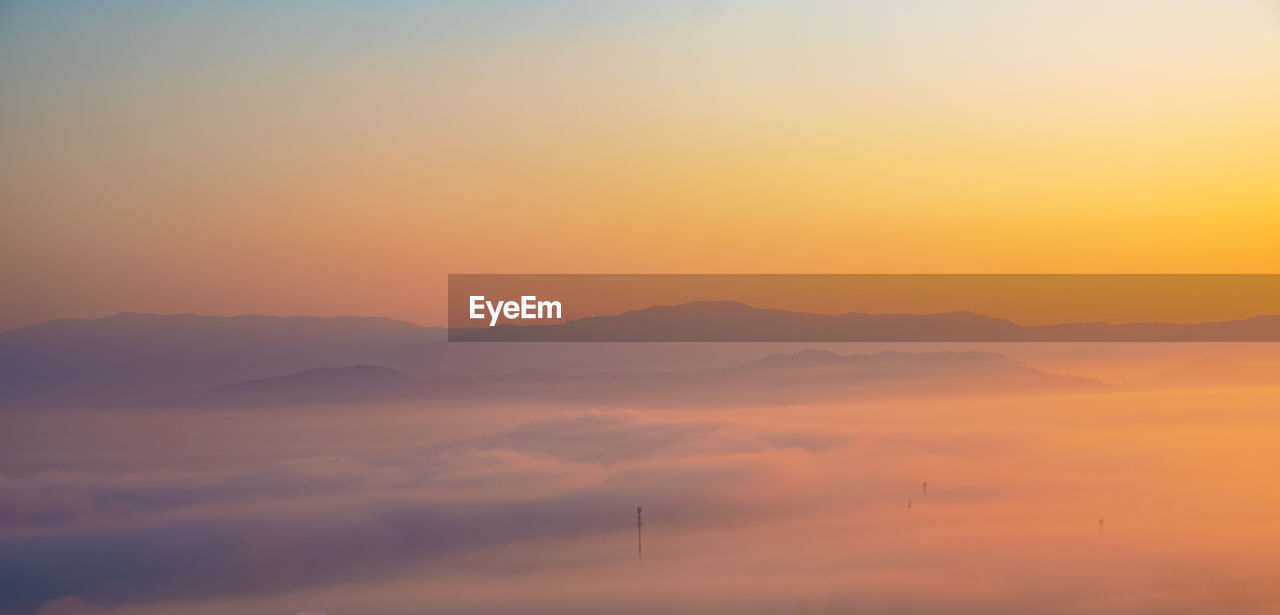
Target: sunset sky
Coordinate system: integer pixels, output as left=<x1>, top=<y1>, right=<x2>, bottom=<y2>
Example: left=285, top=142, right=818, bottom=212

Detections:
left=2, top=0, right=1278, bottom=330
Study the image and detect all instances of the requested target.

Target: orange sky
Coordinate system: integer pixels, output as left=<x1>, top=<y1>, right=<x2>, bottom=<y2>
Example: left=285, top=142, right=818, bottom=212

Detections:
left=2, top=1, right=1278, bottom=330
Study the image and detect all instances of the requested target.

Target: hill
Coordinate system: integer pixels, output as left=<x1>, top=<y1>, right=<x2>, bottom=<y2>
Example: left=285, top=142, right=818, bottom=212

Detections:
left=451, top=300, right=1280, bottom=342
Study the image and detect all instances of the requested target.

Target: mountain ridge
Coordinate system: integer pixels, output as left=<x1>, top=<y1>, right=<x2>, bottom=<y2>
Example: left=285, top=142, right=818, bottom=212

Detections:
left=452, top=300, right=1280, bottom=341
left=156, top=349, right=1105, bottom=409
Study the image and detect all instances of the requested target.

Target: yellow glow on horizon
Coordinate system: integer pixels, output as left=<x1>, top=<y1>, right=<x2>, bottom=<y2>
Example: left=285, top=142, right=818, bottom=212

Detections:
left=1, top=0, right=1278, bottom=328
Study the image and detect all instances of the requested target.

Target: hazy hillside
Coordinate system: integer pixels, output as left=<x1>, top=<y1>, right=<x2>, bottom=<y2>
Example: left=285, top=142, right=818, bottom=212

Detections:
left=160, top=349, right=1105, bottom=409
left=452, top=300, right=1280, bottom=342
left=10, top=310, right=1274, bottom=409
left=0, top=313, right=443, bottom=407
left=5, top=312, right=1065, bottom=408
left=1140, top=357, right=1280, bottom=389
left=0, top=313, right=868, bottom=408
left=164, top=365, right=426, bottom=408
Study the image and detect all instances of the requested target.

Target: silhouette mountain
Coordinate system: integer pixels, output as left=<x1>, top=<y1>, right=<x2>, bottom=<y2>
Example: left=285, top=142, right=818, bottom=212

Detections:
left=451, top=300, right=1280, bottom=342
left=679, top=349, right=1102, bottom=406
left=7, top=307, right=1268, bottom=409
left=159, top=349, right=1104, bottom=409
left=156, top=365, right=425, bottom=408
left=1140, top=357, right=1280, bottom=389
left=1, top=313, right=881, bottom=408
left=0, top=313, right=444, bottom=407
left=734, top=348, right=1012, bottom=369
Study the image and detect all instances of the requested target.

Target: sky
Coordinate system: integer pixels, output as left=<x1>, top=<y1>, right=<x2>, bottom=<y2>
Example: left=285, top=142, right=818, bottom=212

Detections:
left=2, top=0, right=1279, bottom=331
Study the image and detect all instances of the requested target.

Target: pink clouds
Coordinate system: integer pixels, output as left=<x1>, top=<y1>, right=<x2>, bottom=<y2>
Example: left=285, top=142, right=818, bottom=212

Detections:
left=4, top=384, right=1280, bottom=614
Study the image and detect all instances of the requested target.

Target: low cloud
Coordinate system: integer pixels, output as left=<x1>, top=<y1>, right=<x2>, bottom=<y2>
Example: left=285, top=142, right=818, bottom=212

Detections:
left=4, top=389, right=1280, bottom=615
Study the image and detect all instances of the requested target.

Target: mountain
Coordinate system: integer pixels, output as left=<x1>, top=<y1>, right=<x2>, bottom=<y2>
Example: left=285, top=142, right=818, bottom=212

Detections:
left=9, top=312, right=1060, bottom=409
left=450, top=300, right=1280, bottom=342
left=0, top=313, right=444, bottom=407
left=452, top=301, right=1020, bottom=341
left=0, top=313, right=876, bottom=408
left=663, top=349, right=1105, bottom=406
left=733, top=348, right=1012, bottom=370
left=157, top=365, right=425, bottom=408
left=1140, top=357, right=1280, bottom=389
left=13, top=307, right=1246, bottom=409
left=160, top=349, right=1104, bottom=409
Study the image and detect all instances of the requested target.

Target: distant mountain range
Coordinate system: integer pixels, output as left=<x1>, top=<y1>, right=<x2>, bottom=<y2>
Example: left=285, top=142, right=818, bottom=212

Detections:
left=149, top=348, right=1105, bottom=409
left=157, top=365, right=426, bottom=408
left=3, top=310, right=1278, bottom=409
left=0, top=313, right=443, bottom=407
left=0, top=312, right=861, bottom=407
left=1141, top=356, right=1280, bottom=389
left=451, top=300, right=1280, bottom=342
